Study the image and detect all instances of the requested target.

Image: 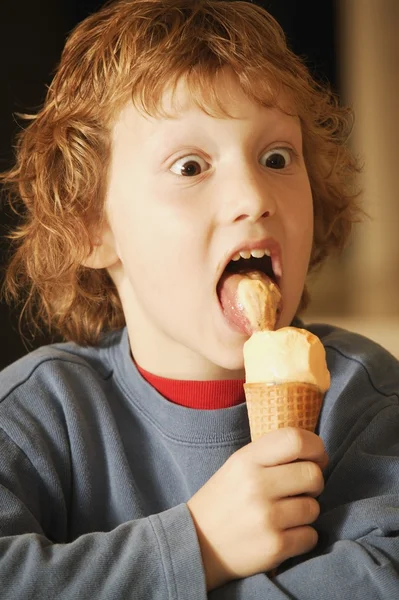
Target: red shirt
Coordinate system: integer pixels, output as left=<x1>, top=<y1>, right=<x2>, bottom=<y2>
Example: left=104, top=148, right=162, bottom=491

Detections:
left=136, top=364, right=245, bottom=410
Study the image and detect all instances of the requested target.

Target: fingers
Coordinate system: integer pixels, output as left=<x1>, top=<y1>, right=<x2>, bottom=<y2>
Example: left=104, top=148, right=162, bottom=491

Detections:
left=246, top=427, right=328, bottom=469
left=272, top=496, right=321, bottom=530
left=277, top=526, right=319, bottom=564
left=265, top=460, right=325, bottom=499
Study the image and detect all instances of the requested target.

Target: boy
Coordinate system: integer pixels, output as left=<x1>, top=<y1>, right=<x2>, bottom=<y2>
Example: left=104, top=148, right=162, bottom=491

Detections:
left=1, top=0, right=399, bottom=598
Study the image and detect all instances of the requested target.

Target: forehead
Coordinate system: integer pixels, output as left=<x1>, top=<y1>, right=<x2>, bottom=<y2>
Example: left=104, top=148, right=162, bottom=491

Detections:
left=164, top=69, right=297, bottom=118
left=113, top=68, right=299, bottom=136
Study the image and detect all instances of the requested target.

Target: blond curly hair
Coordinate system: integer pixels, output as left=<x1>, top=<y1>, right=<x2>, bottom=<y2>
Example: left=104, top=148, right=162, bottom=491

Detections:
left=1, top=0, right=362, bottom=346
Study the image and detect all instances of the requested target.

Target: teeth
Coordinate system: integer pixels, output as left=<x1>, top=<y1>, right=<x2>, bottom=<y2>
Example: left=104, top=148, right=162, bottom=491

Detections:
left=226, top=247, right=280, bottom=280
left=250, top=249, right=266, bottom=259
left=234, top=248, right=273, bottom=260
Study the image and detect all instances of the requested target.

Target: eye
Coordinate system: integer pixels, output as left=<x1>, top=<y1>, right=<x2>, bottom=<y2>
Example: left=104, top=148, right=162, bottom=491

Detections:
left=260, top=148, right=292, bottom=170
left=170, top=154, right=210, bottom=177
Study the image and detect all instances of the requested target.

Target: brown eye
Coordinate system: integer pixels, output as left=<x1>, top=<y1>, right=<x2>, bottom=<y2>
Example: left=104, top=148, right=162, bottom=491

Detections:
left=170, top=154, right=210, bottom=177
left=180, top=161, right=202, bottom=176
left=260, top=148, right=292, bottom=169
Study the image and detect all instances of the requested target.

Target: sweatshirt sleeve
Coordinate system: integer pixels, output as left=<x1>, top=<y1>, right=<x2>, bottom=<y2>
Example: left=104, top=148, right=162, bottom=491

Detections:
left=0, top=427, right=206, bottom=600
left=209, top=403, right=399, bottom=599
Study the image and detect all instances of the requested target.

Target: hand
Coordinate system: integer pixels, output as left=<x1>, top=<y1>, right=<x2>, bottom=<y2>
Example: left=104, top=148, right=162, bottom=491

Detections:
left=187, top=427, right=328, bottom=591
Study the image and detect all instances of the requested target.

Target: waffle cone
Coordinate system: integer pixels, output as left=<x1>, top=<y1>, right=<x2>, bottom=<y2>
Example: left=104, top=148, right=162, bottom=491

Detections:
left=244, top=381, right=323, bottom=441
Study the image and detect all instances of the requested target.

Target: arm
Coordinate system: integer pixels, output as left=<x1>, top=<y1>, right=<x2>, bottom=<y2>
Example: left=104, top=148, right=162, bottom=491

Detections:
left=208, top=404, right=399, bottom=599
left=0, top=428, right=206, bottom=600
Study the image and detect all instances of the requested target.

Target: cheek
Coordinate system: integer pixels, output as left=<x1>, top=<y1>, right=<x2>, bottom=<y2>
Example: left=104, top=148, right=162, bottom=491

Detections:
left=115, top=205, right=203, bottom=301
left=300, top=204, right=314, bottom=257
left=285, top=184, right=313, bottom=246
left=283, top=182, right=314, bottom=290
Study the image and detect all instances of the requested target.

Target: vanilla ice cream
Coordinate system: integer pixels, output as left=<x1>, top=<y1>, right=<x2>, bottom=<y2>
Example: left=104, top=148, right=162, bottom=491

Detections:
left=243, top=327, right=330, bottom=392
left=236, top=273, right=282, bottom=332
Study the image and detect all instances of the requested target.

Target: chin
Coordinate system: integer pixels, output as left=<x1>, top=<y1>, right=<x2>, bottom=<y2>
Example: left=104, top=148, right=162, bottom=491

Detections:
left=208, top=350, right=246, bottom=375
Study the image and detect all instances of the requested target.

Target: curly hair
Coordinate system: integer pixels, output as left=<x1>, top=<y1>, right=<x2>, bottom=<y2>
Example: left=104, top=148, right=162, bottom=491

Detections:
left=1, top=0, right=362, bottom=345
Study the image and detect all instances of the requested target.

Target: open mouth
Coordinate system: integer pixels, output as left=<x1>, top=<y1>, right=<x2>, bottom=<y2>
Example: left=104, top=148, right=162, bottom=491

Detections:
left=223, top=253, right=277, bottom=282
left=217, top=250, right=280, bottom=299
left=216, top=249, right=283, bottom=334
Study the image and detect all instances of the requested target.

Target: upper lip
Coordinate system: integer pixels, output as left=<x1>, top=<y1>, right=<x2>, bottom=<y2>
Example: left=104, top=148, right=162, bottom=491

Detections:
left=216, top=237, right=283, bottom=286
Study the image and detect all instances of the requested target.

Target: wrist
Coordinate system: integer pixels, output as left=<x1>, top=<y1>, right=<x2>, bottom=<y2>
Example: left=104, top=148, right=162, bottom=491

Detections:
left=187, top=501, right=232, bottom=591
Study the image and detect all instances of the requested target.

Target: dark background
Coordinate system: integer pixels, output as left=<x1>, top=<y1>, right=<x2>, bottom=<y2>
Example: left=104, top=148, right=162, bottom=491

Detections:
left=0, top=0, right=337, bottom=371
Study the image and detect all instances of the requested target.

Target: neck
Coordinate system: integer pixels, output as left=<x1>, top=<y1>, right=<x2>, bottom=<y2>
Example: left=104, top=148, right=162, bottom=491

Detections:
left=118, top=287, right=246, bottom=379
left=136, top=361, right=246, bottom=409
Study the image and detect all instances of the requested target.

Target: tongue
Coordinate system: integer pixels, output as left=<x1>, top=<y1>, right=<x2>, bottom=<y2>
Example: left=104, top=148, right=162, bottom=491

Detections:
left=218, top=270, right=282, bottom=335
left=218, top=273, right=253, bottom=335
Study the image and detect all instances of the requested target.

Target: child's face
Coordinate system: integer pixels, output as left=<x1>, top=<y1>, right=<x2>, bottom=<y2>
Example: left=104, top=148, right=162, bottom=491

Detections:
left=104, top=70, right=313, bottom=379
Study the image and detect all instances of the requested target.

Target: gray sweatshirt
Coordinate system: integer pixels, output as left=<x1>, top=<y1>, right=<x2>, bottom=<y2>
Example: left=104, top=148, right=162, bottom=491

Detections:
left=0, top=323, right=398, bottom=599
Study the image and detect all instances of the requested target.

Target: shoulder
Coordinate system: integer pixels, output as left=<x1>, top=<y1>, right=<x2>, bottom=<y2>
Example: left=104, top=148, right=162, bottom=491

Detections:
left=0, top=332, right=126, bottom=437
left=0, top=330, right=124, bottom=402
left=305, top=322, right=399, bottom=452
left=306, top=322, right=399, bottom=396
left=0, top=329, right=126, bottom=460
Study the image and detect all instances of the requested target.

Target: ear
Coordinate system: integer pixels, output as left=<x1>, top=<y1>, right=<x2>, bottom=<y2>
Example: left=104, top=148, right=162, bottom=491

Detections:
left=81, top=221, right=120, bottom=270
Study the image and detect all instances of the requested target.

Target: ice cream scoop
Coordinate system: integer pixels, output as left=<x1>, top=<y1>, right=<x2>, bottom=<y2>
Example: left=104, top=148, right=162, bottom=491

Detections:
left=244, top=328, right=330, bottom=391
left=218, top=270, right=282, bottom=334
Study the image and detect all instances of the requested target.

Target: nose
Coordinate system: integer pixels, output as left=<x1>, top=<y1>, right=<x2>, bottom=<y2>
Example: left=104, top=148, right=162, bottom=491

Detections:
left=220, top=163, right=277, bottom=224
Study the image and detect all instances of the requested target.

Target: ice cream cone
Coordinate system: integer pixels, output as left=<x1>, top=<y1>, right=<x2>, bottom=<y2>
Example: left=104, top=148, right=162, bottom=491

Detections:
left=244, top=381, right=323, bottom=441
